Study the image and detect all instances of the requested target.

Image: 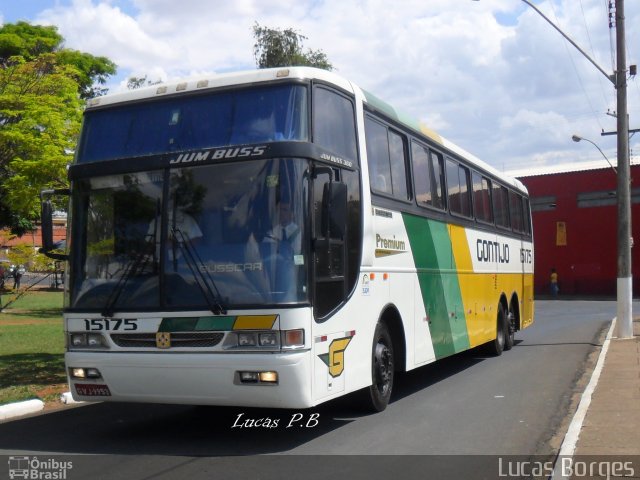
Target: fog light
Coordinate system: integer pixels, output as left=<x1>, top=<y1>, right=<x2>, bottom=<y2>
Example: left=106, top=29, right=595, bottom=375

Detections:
left=71, top=368, right=86, bottom=379
left=238, top=333, right=256, bottom=347
left=239, top=371, right=259, bottom=383
left=259, top=371, right=278, bottom=383
left=86, top=368, right=102, bottom=379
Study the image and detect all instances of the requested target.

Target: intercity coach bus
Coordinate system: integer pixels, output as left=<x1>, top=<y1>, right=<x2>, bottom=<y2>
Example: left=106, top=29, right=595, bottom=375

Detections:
left=41, top=67, right=534, bottom=412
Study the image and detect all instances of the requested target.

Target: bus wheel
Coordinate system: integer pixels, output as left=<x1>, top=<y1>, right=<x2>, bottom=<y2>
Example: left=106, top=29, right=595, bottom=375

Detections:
left=487, top=305, right=506, bottom=356
left=367, top=322, right=394, bottom=412
left=504, top=310, right=515, bottom=351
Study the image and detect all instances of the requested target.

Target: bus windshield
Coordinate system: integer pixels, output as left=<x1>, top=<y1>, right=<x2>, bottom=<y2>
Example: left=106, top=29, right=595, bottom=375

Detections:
left=77, top=84, right=308, bottom=163
left=71, top=159, right=309, bottom=311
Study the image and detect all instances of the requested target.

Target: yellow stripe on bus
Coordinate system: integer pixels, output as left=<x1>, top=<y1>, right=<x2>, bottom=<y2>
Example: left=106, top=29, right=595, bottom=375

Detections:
left=449, top=225, right=491, bottom=347
left=233, top=315, right=278, bottom=330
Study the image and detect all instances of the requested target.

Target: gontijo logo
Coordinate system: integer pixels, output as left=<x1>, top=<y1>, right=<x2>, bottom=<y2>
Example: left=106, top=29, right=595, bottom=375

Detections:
left=318, top=335, right=354, bottom=377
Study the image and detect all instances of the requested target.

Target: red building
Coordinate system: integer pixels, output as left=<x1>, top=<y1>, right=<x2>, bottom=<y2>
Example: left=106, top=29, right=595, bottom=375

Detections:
left=514, top=159, right=640, bottom=297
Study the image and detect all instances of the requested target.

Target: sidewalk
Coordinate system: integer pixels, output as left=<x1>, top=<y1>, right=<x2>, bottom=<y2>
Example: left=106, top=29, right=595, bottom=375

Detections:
left=573, top=319, right=640, bottom=455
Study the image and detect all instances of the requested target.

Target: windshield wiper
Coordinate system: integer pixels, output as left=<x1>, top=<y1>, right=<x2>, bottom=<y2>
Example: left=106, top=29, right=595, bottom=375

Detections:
left=101, top=243, right=153, bottom=317
left=172, top=227, right=227, bottom=315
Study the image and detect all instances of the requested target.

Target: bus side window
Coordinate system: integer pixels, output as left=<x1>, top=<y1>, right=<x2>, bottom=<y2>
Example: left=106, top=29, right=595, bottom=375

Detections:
left=472, top=172, right=493, bottom=224
left=365, top=116, right=410, bottom=201
left=430, top=150, right=446, bottom=210
left=412, top=141, right=433, bottom=207
left=446, top=159, right=472, bottom=217
left=493, top=183, right=510, bottom=228
left=388, top=130, right=410, bottom=200
left=313, top=87, right=357, bottom=163
left=523, top=197, right=532, bottom=235
left=365, top=116, right=392, bottom=195
left=509, top=190, right=524, bottom=233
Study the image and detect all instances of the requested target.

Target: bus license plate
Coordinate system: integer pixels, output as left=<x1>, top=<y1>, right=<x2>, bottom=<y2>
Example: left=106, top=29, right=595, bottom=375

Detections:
left=75, top=384, right=111, bottom=397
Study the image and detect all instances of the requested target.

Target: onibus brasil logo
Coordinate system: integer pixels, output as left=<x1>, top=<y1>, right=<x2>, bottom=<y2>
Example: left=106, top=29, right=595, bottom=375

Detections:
left=8, top=456, right=73, bottom=479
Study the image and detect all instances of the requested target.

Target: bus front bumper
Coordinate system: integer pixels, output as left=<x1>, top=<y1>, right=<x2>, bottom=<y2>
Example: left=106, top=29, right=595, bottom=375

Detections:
left=65, top=350, right=313, bottom=409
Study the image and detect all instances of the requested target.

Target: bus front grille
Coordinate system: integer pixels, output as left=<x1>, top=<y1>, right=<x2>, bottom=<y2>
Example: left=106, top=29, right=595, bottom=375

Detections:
left=110, top=332, right=225, bottom=348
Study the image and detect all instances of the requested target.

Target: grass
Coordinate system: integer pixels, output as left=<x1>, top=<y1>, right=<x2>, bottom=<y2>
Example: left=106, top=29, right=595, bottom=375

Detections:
left=0, top=290, right=67, bottom=406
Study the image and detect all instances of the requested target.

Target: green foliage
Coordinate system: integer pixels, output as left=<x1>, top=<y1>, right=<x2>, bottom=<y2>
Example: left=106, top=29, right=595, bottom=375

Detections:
left=5, top=243, right=53, bottom=271
left=127, top=75, right=162, bottom=90
left=6, top=243, right=33, bottom=267
left=0, top=22, right=62, bottom=63
left=0, top=54, right=82, bottom=222
left=0, top=22, right=116, bottom=99
left=0, top=291, right=65, bottom=405
left=57, top=49, right=117, bottom=99
left=252, top=22, right=333, bottom=70
left=0, top=21, right=116, bottom=234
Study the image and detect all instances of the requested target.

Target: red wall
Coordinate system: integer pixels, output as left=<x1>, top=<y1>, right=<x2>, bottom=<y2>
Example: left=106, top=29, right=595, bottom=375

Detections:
left=518, top=165, right=640, bottom=297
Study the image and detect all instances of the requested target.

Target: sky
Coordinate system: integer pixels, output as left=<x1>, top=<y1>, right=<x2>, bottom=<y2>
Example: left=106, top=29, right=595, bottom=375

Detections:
left=1, top=0, right=639, bottom=173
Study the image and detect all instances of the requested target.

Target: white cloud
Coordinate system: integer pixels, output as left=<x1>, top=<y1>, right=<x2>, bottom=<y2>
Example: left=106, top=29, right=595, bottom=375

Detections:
left=14, top=0, right=637, bottom=171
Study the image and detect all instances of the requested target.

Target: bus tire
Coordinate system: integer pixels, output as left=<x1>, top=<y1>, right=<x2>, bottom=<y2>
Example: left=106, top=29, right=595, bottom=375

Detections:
left=487, top=304, right=506, bottom=356
left=366, top=322, right=395, bottom=412
left=504, top=310, right=515, bottom=351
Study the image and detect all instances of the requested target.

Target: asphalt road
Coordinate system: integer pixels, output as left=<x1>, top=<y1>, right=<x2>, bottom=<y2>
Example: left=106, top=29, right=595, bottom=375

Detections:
left=0, top=300, right=628, bottom=479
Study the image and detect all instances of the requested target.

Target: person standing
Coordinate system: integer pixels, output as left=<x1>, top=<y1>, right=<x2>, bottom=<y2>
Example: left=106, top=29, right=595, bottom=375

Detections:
left=550, top=268, right=559, bottom=297
left=13, top=265, right=24, bottom=289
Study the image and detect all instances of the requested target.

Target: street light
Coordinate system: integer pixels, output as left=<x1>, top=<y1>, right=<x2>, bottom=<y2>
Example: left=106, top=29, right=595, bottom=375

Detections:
left=571, top=135, right=617, bottom=174
left=473, top=0, right=632, bottom=338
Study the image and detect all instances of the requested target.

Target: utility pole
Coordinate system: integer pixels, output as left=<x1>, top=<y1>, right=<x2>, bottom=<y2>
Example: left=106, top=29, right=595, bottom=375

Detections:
left=473, top=0, right=635, bottom=337
left=615, top=0, right=633, bottom=338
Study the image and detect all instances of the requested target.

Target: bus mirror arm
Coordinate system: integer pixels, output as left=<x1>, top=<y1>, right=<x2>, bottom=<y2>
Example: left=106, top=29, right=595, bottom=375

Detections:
left=40, top=189, right=70, bottom=261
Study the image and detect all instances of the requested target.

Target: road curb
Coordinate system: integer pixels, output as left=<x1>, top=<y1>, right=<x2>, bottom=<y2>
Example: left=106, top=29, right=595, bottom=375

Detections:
left=551, top=317, right=616, bottom=479
left=0, top=398, right=44, bottom=421
left=60, top=391, right=84, bottom=404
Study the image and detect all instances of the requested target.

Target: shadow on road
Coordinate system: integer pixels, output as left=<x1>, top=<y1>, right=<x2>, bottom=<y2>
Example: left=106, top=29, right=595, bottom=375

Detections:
left=0, top=347, right=492, bottom=456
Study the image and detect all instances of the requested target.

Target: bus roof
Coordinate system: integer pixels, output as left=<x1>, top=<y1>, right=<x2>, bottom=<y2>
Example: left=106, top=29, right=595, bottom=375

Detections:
left=86, top=66, right=526, bottom=194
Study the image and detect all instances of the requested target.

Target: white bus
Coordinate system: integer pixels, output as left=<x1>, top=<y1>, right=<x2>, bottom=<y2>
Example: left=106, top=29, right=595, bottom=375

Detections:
left=42, top=67, right=534, bottom=412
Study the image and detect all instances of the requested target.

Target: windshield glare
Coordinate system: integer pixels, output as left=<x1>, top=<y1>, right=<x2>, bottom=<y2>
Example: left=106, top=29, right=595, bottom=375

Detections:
left=72, top=159, right=309, bottom=311
left=77, top=84, right=308, bottom=163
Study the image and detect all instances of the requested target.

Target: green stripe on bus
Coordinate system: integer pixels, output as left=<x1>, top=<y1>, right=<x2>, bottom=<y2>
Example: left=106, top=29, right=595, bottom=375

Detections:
left=402, top=214, right=470, bottom=358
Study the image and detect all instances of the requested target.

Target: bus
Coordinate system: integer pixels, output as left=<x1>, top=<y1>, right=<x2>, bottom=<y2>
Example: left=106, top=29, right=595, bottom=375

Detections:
left=41, top=67, right=534, bottom=412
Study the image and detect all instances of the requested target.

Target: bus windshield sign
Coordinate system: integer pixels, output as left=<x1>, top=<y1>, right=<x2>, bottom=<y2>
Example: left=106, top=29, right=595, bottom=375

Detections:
left=77, top=84, right=308, bottom=163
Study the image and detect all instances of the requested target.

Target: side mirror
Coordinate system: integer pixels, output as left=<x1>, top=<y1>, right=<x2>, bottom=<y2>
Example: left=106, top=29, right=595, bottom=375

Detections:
left=321, top=182, right=347, bottom=239
left=41, top=200, right=55, bottom=252
left=40, top=189, right=69, bottom=261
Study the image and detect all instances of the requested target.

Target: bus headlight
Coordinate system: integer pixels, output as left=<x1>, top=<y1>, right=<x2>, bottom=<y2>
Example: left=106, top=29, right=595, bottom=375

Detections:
left=71, top=334, right=87, bottom=347
left=258, top=332, right=278, bottom=347
left=238, top=332, right=257, bottom=347
left=69, top=333, right=108, bottom=349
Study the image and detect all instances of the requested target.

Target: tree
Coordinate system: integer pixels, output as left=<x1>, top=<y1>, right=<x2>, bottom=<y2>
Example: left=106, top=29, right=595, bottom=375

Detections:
left=127, top=75, right=162, bottom=90
left=0, top=22, right=116, bottom=99
left=0, top=54, right=82, bottom=232
left=0, top=22, right=117, bottom=235
left=252, top=22, right=333, bottom=70
left=0, top=22, right=61, bottom=63
left=57, top=49, right=117, bottom=99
